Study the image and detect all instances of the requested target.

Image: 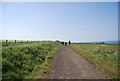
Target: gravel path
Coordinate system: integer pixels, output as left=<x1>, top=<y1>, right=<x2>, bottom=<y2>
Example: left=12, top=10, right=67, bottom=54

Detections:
left=49, top=45, right=108, bottom=79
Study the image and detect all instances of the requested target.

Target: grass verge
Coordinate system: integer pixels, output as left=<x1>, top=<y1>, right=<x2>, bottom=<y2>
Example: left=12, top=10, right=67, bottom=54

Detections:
left=2, top=41, right=60, bottom=79
left=26, top=44, right=61, bottom=79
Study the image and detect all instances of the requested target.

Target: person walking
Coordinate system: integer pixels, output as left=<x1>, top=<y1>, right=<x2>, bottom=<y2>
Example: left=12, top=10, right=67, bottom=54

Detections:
left=65, top=42, right=67, bottom=46
left=68, top=40, right=71, bottom=45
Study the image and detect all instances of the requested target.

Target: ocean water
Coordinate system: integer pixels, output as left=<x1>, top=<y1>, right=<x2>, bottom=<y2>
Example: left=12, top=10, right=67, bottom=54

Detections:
left=104, top=40, right=120, bottom=44
left=72, top=40, right=120, bottom=44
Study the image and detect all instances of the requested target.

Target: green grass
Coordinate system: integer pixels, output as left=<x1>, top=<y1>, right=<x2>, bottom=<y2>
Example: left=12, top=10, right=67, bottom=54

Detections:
left=69, top=44, right=119, bottom=79
left=2, top=41, right=60, bottom=79
left=0, top=53, right=1, bottom=80
left=27, top=46, right=60, bottom=79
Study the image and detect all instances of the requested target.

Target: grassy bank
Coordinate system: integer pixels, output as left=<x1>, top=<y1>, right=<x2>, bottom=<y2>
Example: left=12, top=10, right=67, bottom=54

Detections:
left=69, top=44, right=119, bottom=79
left=27, top=43, right=60, bottom=79
left=2, top=41, right=60, bottom=79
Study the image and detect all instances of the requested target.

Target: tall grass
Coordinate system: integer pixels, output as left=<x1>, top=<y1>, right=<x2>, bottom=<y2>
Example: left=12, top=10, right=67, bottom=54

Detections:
left=2, top=41, right=60, bottom=79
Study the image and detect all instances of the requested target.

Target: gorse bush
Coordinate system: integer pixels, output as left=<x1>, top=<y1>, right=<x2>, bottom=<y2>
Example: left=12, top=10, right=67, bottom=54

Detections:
left=2, top=41, right=60, bottom=79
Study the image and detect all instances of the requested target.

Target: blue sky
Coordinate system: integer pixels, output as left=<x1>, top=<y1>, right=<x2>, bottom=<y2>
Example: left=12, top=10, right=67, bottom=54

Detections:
left=1, top=2, right=118, bottom=42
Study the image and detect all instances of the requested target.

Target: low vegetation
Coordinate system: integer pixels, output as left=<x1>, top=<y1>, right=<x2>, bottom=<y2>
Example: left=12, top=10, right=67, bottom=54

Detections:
left=69, top=44, right=119, bottom=79
left=2, top=41, right=60, bottom=80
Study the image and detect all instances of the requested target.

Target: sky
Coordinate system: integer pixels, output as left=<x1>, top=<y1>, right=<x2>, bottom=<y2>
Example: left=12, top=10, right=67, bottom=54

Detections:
left=1, top=2, right=118, bottom=42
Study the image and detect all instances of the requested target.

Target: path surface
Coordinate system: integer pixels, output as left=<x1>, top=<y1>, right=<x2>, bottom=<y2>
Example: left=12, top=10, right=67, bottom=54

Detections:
left=49, top=45, right=108, bottom=79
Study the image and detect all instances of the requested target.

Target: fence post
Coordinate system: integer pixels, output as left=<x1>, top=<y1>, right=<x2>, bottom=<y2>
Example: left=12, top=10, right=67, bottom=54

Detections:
left=15, top=40, right=16, bottom=44
left=6, top=40, right=8, bottom=43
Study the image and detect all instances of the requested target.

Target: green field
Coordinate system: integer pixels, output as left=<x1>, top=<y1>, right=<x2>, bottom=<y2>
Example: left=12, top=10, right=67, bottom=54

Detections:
left=2, top=40, right=60, bottom=79
left=1, top=40, right=119, bottom=79
left=69, top=44, right=119, bottom=79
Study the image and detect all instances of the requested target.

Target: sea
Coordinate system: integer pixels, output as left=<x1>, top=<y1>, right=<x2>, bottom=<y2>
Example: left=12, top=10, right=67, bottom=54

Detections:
left=103, top=40, right=120, bottom=44
left=72, top=40, right=120, bottom=44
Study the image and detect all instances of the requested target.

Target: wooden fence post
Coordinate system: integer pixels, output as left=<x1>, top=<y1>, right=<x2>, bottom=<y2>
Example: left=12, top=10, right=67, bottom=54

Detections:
left=15, top=40, right=16, bottom=44
left=6, top=40, right=8, bottom=43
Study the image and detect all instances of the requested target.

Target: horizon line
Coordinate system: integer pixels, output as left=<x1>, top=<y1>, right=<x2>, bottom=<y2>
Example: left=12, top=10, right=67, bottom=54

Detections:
left=0, top=39, right=119, bottom=42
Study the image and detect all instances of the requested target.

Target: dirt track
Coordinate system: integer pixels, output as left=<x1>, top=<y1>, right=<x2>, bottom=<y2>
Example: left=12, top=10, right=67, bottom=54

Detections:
left=49, top=45, right=108, bottom=79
